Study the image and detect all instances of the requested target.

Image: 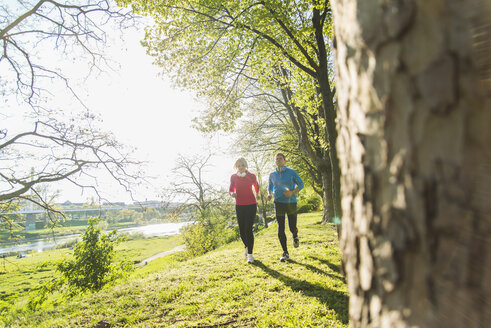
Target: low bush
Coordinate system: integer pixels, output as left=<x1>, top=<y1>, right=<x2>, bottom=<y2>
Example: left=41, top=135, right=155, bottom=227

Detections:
left=56, top=218, right=133, bottom=294
left=297, top=191, right=322, bottom=213
left=182, top=209, right=239, bottom=257
left=298, top=203, right=316, bottom=213
left=26, top=218, right=134, bottom=311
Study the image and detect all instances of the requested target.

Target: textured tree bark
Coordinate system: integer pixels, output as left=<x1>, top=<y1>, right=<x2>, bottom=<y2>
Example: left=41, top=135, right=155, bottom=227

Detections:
left=320, top=161, right=336, bottom=223
left=332, top=0, right=490, bottom=327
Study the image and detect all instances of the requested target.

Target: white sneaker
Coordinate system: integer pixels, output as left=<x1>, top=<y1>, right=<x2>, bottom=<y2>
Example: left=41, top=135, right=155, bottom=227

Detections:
left=280, top=252, right=289, bottom=262
left=293, top=237, right=299, bottom=248
left=247, top=254, right=254, bottom=263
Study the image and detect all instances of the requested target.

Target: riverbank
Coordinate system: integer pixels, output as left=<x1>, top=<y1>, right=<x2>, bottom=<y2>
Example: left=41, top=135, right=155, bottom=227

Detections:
left=3, top=212, right=349, bottom=327
left=0, top=221, right=190, bottom=256
left=0, top=220, right=139, bottom=244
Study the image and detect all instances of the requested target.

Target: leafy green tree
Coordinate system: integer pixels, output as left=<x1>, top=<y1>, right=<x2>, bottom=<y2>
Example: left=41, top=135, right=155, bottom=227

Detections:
left=57, top=217, right=132, bottom=293
left=118, top=0, right=341, bottom=223
left=231, top=92, right=329, bottom=218
left=118, top=208, right=143, bottom=223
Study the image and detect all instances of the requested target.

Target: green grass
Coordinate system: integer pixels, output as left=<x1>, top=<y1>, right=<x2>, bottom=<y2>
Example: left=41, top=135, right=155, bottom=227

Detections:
left=1, top=212, right=348, bottom=327
left=115, top=234, right=183, bottom=264
left=0, top=235, right=182, bottom=305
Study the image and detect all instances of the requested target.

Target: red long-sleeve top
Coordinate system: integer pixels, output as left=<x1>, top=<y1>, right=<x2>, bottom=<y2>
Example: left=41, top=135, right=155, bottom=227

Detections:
left=229, top=171, right=259, bottom=205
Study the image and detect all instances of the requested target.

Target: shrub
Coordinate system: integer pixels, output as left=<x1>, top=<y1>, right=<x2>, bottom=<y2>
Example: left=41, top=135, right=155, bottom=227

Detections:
left=298, top=204, right=315, bottom=213
left=307, top=195, right=322, bottom=210
left=297, top=191, right=322, bottom=213
left=57, top=217, right=133, bottom=294
left=182, top=209, right=238, bottom=257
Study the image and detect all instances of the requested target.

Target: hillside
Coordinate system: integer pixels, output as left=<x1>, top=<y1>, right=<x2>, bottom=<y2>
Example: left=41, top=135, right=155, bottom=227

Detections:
left=6, top=213, right=348, bottom=327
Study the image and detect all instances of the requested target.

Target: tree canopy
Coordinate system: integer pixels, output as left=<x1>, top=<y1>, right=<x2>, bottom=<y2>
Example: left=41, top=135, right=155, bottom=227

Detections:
left=119, top=0, right=341, bottom=221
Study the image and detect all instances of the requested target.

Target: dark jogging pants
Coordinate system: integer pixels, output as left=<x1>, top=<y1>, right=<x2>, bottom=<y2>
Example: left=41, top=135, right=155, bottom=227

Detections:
left=235, top=203, right=257, bottom=254
left=274, top=202, right=298, bottom=253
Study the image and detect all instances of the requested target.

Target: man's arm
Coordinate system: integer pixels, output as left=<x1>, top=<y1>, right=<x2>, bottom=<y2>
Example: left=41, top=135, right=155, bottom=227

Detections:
left=283, top=170, right=303, bottom=198
left=294, top=170, right=304, bottom=191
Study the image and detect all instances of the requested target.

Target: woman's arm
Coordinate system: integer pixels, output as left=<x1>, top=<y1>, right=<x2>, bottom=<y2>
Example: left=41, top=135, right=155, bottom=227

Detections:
left=229, top=175, right=236, bottom=196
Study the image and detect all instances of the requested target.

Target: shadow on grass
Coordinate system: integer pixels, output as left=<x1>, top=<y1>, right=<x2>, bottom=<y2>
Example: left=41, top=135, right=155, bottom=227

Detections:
left=253, top=260, right=348, bottom=324
left=307, top=256, right=342, bottom=274
left=288, top=259, right=345, bottom=283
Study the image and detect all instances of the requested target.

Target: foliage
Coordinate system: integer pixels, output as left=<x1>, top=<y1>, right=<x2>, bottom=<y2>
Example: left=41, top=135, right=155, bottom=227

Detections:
left=118, top=0, right=341, bottom=222
left=119, top=0, right=333, bottom=132
left=106, top=208, right=143, bottom=224
left=56, top=218, right=133, bottom=294
left=182, top=209, right=238, bottom=257
left=27, top=277, right=60, bottom=311
left=297, top=187, right=322, bottom=213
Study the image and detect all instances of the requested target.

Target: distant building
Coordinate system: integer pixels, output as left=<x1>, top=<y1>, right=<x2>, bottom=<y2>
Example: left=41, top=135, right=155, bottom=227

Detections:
left=102, top=202, right=126, bottom=207
left=60, top=200, right=84, bottom=207
left=133, top=200, right=162, bottom=207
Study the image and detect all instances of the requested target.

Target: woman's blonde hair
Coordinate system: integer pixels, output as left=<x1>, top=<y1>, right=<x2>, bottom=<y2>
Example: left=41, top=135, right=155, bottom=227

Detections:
left=234, top=157, right=248, bottom=170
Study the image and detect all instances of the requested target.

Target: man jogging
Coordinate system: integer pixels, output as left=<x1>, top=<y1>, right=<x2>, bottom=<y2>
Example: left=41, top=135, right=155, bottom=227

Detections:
left=267, top=153, right=304, bottom=262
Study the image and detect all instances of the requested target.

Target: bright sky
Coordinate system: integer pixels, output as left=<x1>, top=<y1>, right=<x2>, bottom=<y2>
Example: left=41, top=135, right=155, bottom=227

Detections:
left=3, top=23, right=237, bottom=204
left=76, top=27, right=236, bottom=203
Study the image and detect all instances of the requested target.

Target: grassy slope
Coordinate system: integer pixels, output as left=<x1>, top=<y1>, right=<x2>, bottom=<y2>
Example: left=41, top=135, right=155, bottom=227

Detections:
left=7, top=213, right=348, bottom=327
left=0, top=235, right=183, bottom=304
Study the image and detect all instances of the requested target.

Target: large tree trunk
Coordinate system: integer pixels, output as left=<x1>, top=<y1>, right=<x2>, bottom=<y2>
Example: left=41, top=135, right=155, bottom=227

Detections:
left=313, top=8, right=343, bottom=221
left=332, top=0, right=490, bottom=327
left=320, top=162, right=335, bottom=223
left=319, top=73, right=343, bottom=222
left=278, top=68, right=339, bottom=224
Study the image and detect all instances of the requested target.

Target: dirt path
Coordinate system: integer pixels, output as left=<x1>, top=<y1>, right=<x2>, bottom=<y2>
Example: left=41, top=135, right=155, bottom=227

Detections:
left=140, top=244, right=186, bottom=265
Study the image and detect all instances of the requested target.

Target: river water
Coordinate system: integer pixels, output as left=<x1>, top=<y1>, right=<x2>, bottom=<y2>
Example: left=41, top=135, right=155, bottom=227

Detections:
left=0, top=221, right=190, bottom=256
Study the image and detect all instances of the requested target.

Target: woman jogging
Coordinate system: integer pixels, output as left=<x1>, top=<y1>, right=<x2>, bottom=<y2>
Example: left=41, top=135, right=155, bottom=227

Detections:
left=229, top=158, right=259, bottom=264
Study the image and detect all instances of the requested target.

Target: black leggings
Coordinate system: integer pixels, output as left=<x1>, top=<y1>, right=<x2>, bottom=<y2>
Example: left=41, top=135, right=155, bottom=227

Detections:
left=275, top=202, right=298, bottom=253
left=235, top=204, right=257, bottom=254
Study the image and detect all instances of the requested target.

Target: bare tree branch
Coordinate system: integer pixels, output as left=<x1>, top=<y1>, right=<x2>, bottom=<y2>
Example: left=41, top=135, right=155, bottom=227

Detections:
left=168, top=153, right=224, bottom=215
left=0, top=1, right=146, bottom=234
left=1, top=0, right=135, bottom=108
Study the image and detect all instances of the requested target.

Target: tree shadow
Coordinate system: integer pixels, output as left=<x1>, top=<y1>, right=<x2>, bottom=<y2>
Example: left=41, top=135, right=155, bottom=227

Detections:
left=307, top=256, right=342, bottom=274
left=288, top=259, right=345, bottom=283
left=253, top=260, right=348, bottom=324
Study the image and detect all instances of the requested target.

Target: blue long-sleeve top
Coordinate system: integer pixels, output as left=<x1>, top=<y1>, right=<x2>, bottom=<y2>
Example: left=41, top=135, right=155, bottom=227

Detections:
left=268, top=167, right=304, bottom=203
